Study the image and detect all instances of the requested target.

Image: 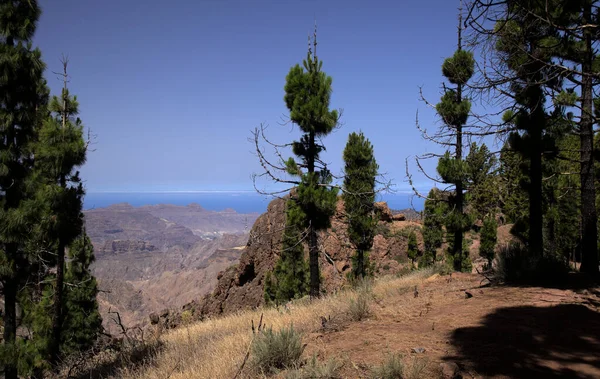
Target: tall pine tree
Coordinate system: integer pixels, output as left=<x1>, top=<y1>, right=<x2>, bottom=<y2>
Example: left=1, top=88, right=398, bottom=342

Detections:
left=0, top=1, right=48, bottom=377
left=495, top=3, right=557, bottom=258
left=342, top=132, right=378, bottom=279
left=33, top=59, right=88, bottom=365
left=435, top=12, right=475, bottom=272
left=282, top=28, right=339, bottom=297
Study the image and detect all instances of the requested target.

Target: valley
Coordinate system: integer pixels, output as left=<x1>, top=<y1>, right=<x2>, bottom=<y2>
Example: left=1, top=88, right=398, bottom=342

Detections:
left=84, top=203, right=259, bottom=332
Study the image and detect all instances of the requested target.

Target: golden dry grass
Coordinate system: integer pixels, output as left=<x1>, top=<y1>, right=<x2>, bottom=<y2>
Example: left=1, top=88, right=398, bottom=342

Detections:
left=118, top=268, right=438, bottom=379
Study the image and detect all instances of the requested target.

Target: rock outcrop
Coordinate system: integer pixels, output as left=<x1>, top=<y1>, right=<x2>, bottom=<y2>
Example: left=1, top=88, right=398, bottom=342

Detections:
left=191, top=195, right=422, bottom=320
left=375, top=201, right=393, bottom=222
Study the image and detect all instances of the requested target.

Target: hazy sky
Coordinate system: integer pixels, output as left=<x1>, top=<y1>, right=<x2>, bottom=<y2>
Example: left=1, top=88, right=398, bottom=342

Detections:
left=35, top=0, right=468, bottom=193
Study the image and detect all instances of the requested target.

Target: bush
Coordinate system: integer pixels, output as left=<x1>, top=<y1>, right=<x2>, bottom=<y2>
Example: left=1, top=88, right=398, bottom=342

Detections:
left=479, top=216, right=498, bottom=268
left=375, top=223, right=392, bottom=238
left=348, top=283, right=372, bottom=321
left=285, top=355, right=342, bottom=379
left=371, top=352, right=404, bottom=379
left=405, top=357, right=429, bottom=379
left=407, top=231, right=419, bottom=266
left=496, top=243, right=570, bottom=284
left=251, top=325, right=305, bottom=374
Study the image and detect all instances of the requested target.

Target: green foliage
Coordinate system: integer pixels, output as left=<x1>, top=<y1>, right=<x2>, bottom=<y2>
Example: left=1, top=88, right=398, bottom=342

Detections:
left=479, top=217, right=498, bottom=268
left=61, top=234, right=103, bottom=355
left=0, top=1, right=50, bottom=376
left=442, top=50, right=475, bottom=86
left=496, top=243, right=569, bottom=284
left=265, top=199, right=310, bottom=305
left=284, top=55, right=338, bottom=137
left=544, top=131, right=579, bottom=261
left=17, top=285, right=53, bottom=375
left=370, top=352, right=405, bottom=379
left=499, top=142, right=529, bottom=226
left=432, top=29, right=475, bottom=273
left=342, top=131, right=378, bottom=279
left=465, top=143, right=501, bottom=220
left=251, top=325, right=305, bottom=375
left=446, top=236, right=472, bottom=273
left=285, top=355, right=342, bottom=379
left=422, top=189, right=446, bottom=266
left=435, top=91, right=471, bottom=128
left=493, top=0, right=564, bottom=260
left=407, top=231, right=419, bottom=265
left=282, top=36, right=340, bottom=296
left=348, top=284, right=372, bottom=321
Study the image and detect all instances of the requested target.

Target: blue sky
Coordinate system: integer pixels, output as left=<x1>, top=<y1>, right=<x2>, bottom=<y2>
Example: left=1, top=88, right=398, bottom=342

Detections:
left=35, top=0, right=469, bottom=194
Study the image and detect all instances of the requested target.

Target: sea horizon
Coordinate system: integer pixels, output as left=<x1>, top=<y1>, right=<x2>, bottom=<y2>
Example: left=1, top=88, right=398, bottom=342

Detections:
left=83, top=190, right=425, bottom=214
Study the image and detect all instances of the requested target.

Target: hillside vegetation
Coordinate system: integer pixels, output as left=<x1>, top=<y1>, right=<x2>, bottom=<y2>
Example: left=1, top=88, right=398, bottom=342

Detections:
left=76, top=268, right=600, bottom=379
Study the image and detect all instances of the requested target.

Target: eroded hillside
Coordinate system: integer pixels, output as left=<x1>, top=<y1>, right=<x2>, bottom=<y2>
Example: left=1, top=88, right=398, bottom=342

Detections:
left=84, top=203, right=259, bottom=332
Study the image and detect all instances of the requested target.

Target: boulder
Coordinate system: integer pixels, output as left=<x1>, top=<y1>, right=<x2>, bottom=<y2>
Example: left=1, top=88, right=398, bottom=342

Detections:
left=149, top=312, right=159, bottom=325
left=374, top=202, right=393, bottom=222
left=440, top=362, right=461, bottom=379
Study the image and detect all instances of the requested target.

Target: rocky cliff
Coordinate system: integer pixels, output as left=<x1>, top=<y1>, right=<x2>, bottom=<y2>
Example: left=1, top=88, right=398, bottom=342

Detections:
left=190, top=195, right=423, bottom=319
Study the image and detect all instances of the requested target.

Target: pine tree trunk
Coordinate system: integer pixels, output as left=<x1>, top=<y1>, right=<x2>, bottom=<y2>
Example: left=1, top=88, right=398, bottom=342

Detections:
left=307, top=130, right=320, bottom=297
left=579, top=2, right=598, bottom=274
left=308, top=227, right=320, bottom=297
left=3, top=244, right=18, bottom=379
left=356, top=250, right=365, bottom=279
left=50, top=239, right=66, bottom=364
left=529, top=110, right=544, bottom=258
left=454, top=80, right=464, bottom=271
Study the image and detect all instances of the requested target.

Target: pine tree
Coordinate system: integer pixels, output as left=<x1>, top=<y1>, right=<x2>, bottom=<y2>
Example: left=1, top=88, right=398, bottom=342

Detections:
left=494, top=2, right=561, bottom=259
left=342, top=132, right=378, bottom=279
left=61, top=233, right=102, bottom=355
left=282, top=29, right=339, bottom=297
left=465, top=143, right=500, bottom=221
left=264, top=199, right=309, bottom=305
left=499, top=141, right=529, bottom=227
left=548, top=0, right=599, bottom=274
left=435, top=14, right=475, bottom=271
left=0, top=1, right=48, bottom=377
left=469, top=0, right=599, bottom=273
left=422, top=188, right=446, bottom=266
left=480, top=216, right=498, bottom=268
left=34, top=58, right=88, bottom=364
left=407, top=231, right=419, bottom=267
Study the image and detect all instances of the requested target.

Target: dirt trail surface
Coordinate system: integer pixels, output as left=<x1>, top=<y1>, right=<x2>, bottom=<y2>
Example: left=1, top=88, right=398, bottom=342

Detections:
left=306, top=273, right=600, bottom=378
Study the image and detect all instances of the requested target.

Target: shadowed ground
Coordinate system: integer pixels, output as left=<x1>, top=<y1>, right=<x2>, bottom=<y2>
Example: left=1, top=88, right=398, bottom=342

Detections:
left=446, top=303, right=600, bottom=378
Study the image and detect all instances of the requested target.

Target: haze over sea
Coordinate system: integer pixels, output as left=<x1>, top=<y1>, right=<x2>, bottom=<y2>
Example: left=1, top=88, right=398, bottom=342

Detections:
left=83, top=191, right=424, bottom=214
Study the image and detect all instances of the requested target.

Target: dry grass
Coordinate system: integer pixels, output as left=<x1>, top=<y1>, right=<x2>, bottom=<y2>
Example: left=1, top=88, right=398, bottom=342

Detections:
left=118, top=268, right=438, bottom=379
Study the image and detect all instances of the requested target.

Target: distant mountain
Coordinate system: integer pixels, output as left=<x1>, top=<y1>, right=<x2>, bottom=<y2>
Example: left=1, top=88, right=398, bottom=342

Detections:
left=84, top=203, right=259, bottom=333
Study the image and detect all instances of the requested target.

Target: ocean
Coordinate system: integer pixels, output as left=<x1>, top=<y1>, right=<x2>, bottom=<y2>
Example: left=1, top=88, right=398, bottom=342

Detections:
left=84, top=191, right=424, bottom=214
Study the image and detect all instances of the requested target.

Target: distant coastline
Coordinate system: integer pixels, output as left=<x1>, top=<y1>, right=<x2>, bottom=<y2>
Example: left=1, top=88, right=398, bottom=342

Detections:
left=84, top=191, right=424, bottom=214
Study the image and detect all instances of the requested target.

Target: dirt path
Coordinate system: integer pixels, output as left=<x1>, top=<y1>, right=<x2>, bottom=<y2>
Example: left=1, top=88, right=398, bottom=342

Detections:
left=305, top=273, right=600, bottom=378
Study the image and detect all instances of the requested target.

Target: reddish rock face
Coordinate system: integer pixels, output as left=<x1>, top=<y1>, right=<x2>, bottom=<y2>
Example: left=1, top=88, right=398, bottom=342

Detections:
left=193, top=195, right=421, bottom=320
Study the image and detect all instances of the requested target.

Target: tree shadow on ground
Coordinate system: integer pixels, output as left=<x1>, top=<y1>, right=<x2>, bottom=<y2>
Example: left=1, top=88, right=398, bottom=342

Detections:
left=445, top=303, right=600, bottom=378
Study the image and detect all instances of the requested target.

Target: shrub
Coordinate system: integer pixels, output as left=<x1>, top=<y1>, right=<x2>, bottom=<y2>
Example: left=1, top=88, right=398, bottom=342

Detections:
left=496, top=243, right=569, bottom=284
left=251, top=325, right=305, bottom=374
left=375, top=223, right=392, bottom=238
left=348, top=285, right=371, bottom=321
left=285, top=355, right=342, bottom=379
left=395, top=266, right=412, bottom=278
left=407, top=231, right=419, bottom=266
left=405, top=356, right=429, bottom=379
left=371, top=352, right=404, bottom=379
left=479, top=216, right=497, bottom=268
